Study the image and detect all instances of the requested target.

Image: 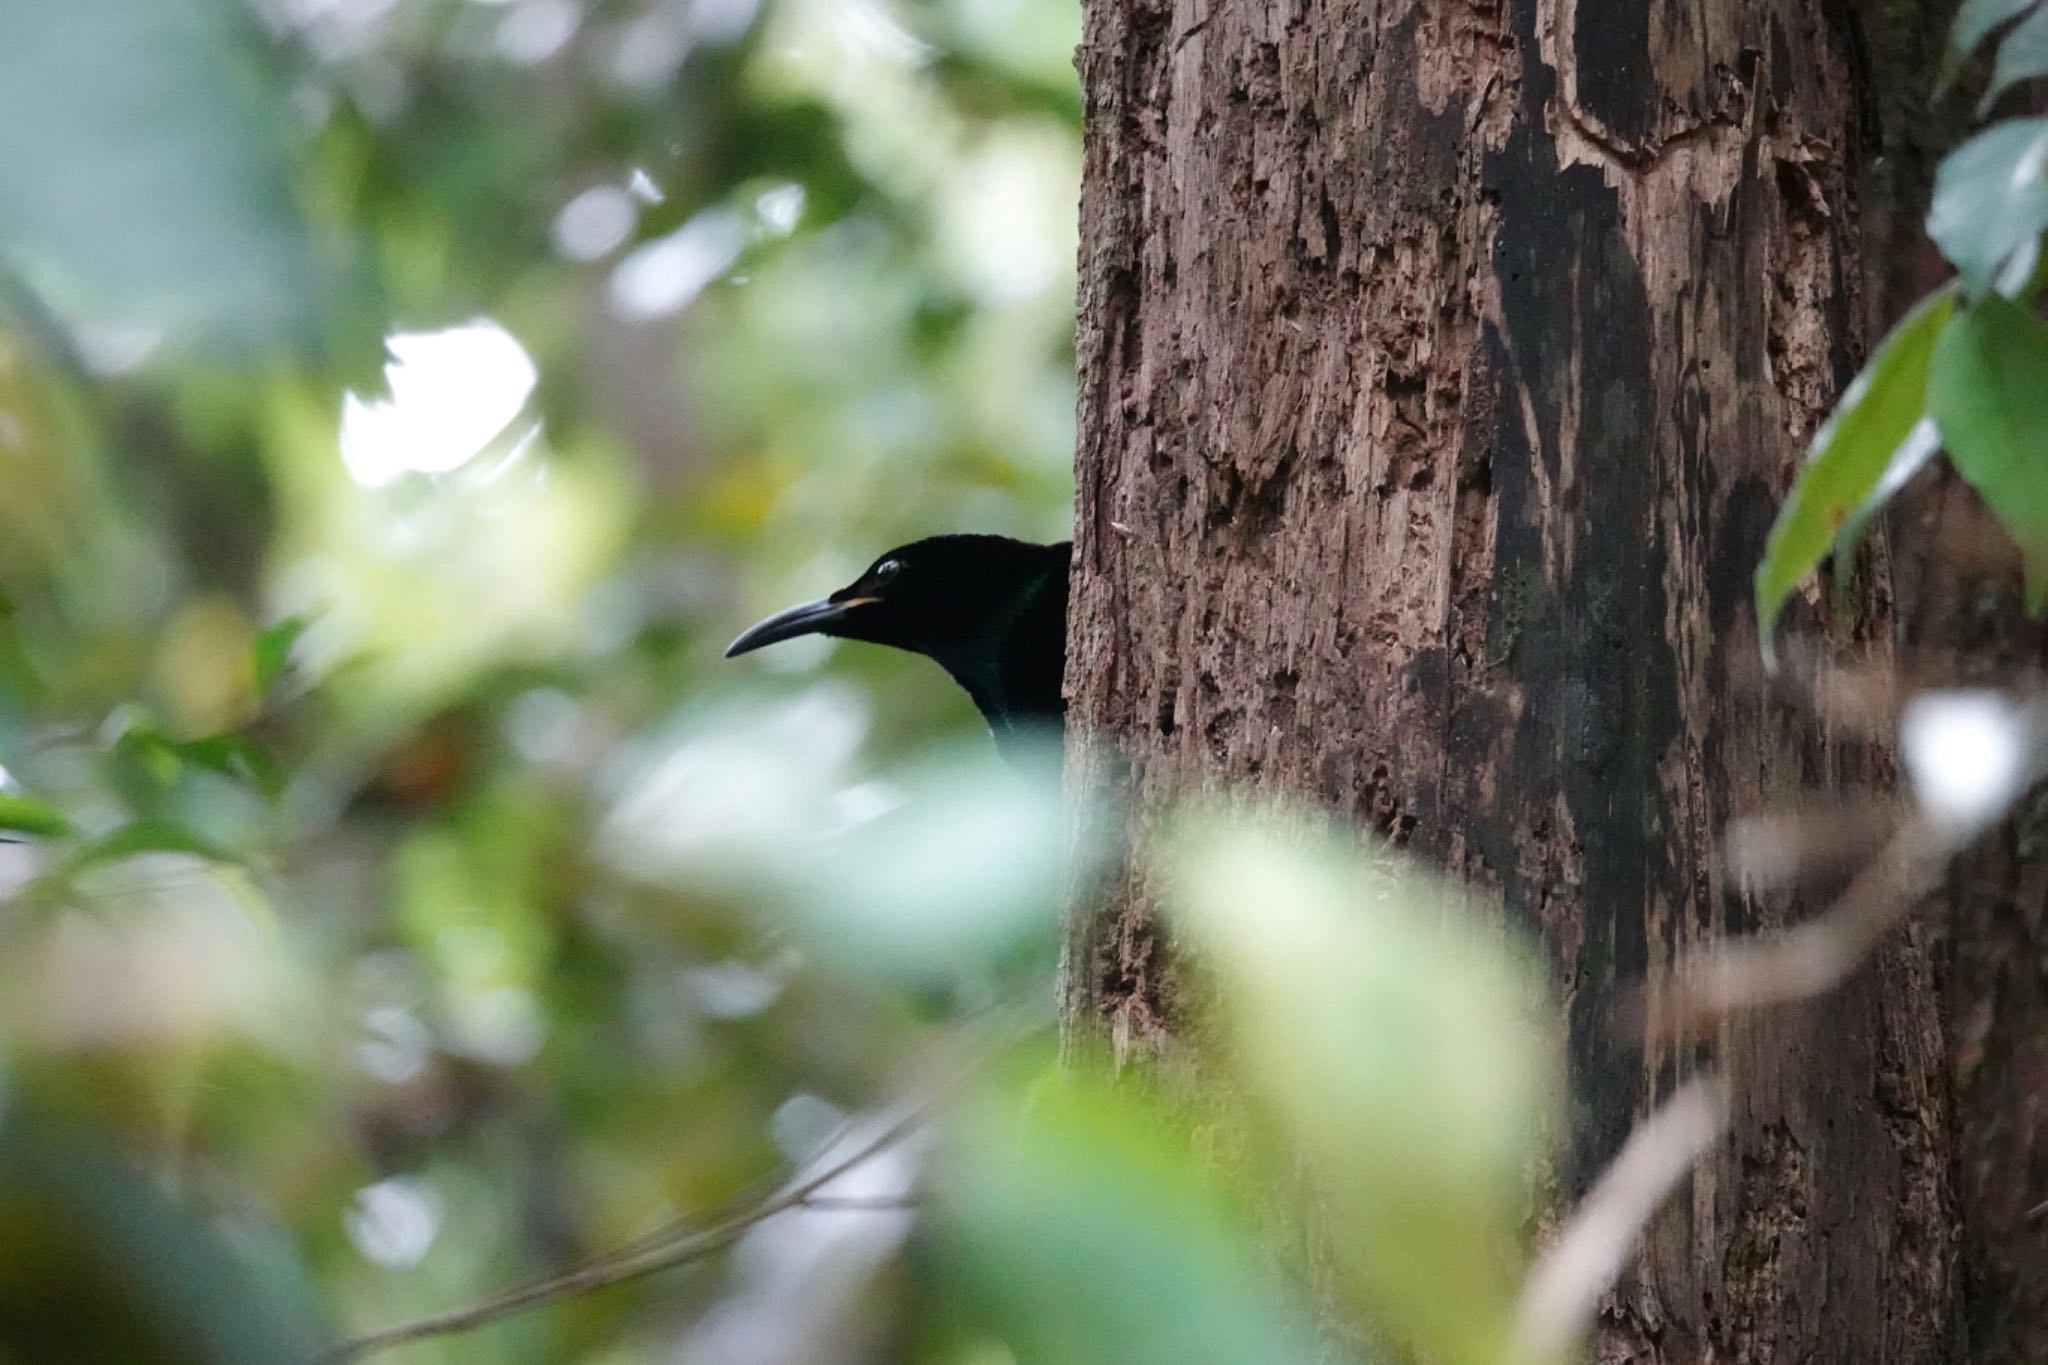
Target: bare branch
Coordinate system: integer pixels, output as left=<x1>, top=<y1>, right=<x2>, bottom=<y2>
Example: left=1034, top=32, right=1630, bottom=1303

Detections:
left=1510, top=1076, right=1732, bottom=1365
left=1721, top=802, right=1902, bottom=899
left=794, top=1192, right=920, bottom=1212
left=322, top=998, right=1041, bottom=1361
left=583, top=1107, right=865, bottom=1268
left=320, top=1109, right=924, bottom=1363
left=1638, top=817, right=1951, bottom=1046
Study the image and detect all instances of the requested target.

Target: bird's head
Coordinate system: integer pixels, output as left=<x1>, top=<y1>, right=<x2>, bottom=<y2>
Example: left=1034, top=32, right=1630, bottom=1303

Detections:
left=724, top=535, right=1064, bottom=663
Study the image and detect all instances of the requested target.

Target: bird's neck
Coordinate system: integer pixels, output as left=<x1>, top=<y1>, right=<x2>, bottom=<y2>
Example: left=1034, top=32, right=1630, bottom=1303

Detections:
left=923, top=642, right=1015, bottom=733
left=920, top=566, right=1062, bottom=735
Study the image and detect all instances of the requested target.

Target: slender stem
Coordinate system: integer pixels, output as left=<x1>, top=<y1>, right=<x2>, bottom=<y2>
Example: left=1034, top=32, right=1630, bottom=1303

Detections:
left=321, top=999, right=1040, bottom=1363
left=321, top=1111, right=924, bottom=1363
left=1510, top=1077, right=1733, bottom=1365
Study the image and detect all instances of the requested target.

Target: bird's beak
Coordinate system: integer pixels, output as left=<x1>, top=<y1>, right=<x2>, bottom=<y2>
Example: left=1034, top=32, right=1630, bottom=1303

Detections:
left=724, top=596, right=878, bottom=658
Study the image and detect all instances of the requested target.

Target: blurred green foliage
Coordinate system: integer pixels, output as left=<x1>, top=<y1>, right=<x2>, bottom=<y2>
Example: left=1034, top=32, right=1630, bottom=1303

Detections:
left=1168, top=814, right=1556, bottom=1365
left=0, top=2, right=1569, bottom=1364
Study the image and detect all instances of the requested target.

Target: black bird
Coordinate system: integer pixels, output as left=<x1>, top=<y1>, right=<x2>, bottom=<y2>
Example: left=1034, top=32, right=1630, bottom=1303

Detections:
left=725, top=535, right=1070, bottom=737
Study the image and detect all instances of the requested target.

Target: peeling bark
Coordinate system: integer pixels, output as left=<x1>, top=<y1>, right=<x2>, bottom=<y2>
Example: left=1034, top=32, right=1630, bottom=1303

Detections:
left=1065, top=0, right=1959, bottom=1357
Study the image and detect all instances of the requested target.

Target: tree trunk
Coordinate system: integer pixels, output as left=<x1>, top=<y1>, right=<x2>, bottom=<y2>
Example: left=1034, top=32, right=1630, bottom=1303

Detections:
left=1064, top=0, right=1963, bottom=1358
left=1892, top=469, right=2048, bottom=1365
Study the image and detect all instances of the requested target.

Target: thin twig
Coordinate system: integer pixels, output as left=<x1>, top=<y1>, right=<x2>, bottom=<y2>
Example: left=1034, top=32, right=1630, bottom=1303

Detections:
left=794, top=1192, right=920, bottom=1212
left=1638, top=817, right=1951, bottom=1046
left=321, top=1110, right=924, bottom=1363
left=1509, top=1076, right=1733, bottom=1365
left=1720, top=802, right=1903, bottom=900
left=585, top=1108, right=864, bottom=1268
left=323, top=1000, right=1041, bottom=1362
left=1530, top=688, right=2047, bottom=1358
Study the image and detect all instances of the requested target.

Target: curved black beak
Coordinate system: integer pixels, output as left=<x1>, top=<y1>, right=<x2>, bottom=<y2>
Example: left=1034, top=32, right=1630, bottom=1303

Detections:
left=725, top=596, right=876, bottom=658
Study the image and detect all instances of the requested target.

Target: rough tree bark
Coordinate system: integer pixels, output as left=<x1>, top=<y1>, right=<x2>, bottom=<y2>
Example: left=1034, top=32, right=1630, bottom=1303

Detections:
left=1063, top=0, right=1976, bottom=1359
left=1894, top=471, right=2048, bottom=1365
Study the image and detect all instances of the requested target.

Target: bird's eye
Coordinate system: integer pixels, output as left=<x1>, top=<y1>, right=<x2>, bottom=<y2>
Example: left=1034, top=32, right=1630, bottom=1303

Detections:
left=872, top=558, right=903, bottom=584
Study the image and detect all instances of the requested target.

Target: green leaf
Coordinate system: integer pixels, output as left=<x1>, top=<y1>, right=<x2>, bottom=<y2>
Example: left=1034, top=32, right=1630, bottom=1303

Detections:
left=65, top=820, right=238, bottom=874
left=789, top=733, right=1101, bottom=989
left=603, top=713, right=1107, bottom=993
left=250, top=617, right=306, bottom=696
left=1928, top=293, right=2048, bottom=611
left=1162, top=810, right=1558, bottom=1365
left=0, top=0, right=321, bottom=355
left=176, top=735, right=286, bottom=801
left=1754, top=287, right=1956, bottom=668
left=1927, top=119, right=2048, bottom=295
left=104, top=718, right=186, bottom=813
left=0, top=793, right=73, bottom=838
left=933, top=1069, right=1323, bottom=1365
left=1946, top=0, right=2044, bottom=89
left=1984, top=5, right=2048, bottom=111
left=0, top=1120, right=332, bottom=1363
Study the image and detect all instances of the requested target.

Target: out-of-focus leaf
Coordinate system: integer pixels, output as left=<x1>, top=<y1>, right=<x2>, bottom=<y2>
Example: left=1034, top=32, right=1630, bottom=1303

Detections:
left=931, top=1067, right=1323, bottom=1365
left=0, top=325, right=97, bottom=585
left=66, top=820, right=238, bottom=873
left=1984, top=5, right=2048, bottom=110
left=391, top=803, right=555, bottom=1067
left=1928, top=293, right=2048, bottom=611
left=1754, top=287, right=1955, bottom=667
left=0, top=881, right=288, bottom=1053
left=1927, top=119, right=2048, bottom=296
left=1945, top=0, right=2044, bottom=89
left=789, top=730, right=1100, bottom=988
left=0, top=0, right=320, bottom=354
left=705, top=101, right=873, bottom=227
left=597, top=687, right=869, bottom=889
left=152, top=597, right=259, bottom=735
left=105, top=716, right=187, bottom=811
left=177, top=734, right=286, bottom=802
left=0, top=793, right=72, bottom=838
left=251, top=617, right=307, bottom=695
left=264, top=379, right=624, bottom=717
left=0, top=1118, right=330, bottom=1363
left=601, top=705, right=1101, bottom=991
left=1162, top=810, right=1558, bottom=1365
